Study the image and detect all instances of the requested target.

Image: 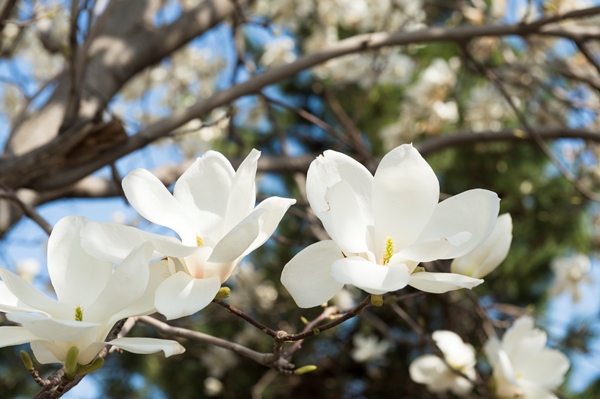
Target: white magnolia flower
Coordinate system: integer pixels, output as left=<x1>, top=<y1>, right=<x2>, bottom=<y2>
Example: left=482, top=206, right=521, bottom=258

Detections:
left=281, top=144, right=500, bottom=308
left=351, top=334, right=391, bottom=363
left=549, top=254, right=593, bottom=302
left=0, top=216, right=184, bottom=365
left=82, top=149, right=295, bottom=319
left=409, top=330, right=476, bottom=396
left=451, top=214, right=513, bottom=278
left=484, top=316, right=570, bottom=399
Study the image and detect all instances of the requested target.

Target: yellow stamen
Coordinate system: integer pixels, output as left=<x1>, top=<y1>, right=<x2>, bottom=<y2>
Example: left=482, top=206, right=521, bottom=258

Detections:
left=196, top=235, right=204, bottom=247
left=74, top=306, right=83, bottom=322
left=382, top=238, right=394, bottom=265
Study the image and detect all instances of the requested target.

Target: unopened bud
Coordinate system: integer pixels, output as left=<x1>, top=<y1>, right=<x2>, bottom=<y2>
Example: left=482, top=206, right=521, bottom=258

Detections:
left=65, top=347, right=79, bottom=377
left=20, top=350, right=33, bottom=370
left=371, top=295, right=384, bottom=307
left=77, top=357, right=104, bottom=376
left=300, top=316, right=309, bottom=325
left=294, top=365, right=317, bottom=375
left=215, top=287, right=231, bottom=300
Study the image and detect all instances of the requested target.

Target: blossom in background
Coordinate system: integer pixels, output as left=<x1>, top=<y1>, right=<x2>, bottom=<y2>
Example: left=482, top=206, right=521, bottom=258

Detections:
left=351, top=334, right=391, bottom=363
left=451, top=214, right=513, bottom=279
left=82, top=149, right=295, bottom=319
left=409, top=330, right=476, bottom=396
left=0, top=216, right=184, bottom=366
left=484, top=316, right=570, bottom=399
left=549, top=254, right=593, bottom=302
left=259, top=36, right=297, bottom=68
left=282, top=144, right=500, bottom=308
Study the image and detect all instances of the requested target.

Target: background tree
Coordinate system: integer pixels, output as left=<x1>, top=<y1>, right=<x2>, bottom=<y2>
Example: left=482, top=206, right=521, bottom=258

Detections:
left=1, top=0, right=600, bottom=397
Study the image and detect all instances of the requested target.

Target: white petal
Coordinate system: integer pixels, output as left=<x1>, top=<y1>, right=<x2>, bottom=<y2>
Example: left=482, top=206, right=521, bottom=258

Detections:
left=0, top=326, right=41, bottom=347
left=409, top=354, right=447, bottom=384
left=396, top=234, right=468, bottom=263
left=416, top=189, right=500, bottom=259
left=154, top=272, right=221, bottom=320
left=331, top=257, right=410, bottom=295
left=372, top=144, right=440, bottom=256
left=31, top=341, right=63, bottom=364
left=47, top=216, right=112, bottom=309
left=408, top=272, right=483, bottom=294
left=432, top=330, right=475, bottom=366
left=503, top=316, right=547, bottom=366
left=519, top=349, right=570, bottom=387
left=85, top=242, right=154, bottom=323
left=0, top=268, right=69, bottom=318
left=123, top=168, right=196, bottom=241
left=7, top=313, right=100, bottom=342
left=173, top=151, right=235, bottom=242
left=307, top=150, right=374, bottom=222
left=81, top=222, right=198, bottom=263
left=451, top=214, right=512, bottom=278
left=281, top=241, right=345, bottom=308
left=318, top=180, right=369, bottom=254
left=109, top=337, right=185, bottom=357
left=78, top=341, right=109, bottom=365
left=224, top=149, right=259, bottom=232
left=209, top=209, right=265, bottom=265
left=0, top=281, right=38, bottom=313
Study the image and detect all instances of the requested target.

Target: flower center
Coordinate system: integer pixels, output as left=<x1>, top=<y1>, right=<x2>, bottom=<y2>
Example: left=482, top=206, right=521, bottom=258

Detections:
left=196, top=235, right=204, bottom=247
left=382, top=238, right=394, bottom=265
left=74, top=305, right=84, bottom=322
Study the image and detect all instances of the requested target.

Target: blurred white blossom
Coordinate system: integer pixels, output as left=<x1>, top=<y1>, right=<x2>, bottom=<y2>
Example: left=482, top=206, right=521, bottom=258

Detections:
left=409, top=330, right=475, bottom=396
left=204, top=377, right=224, bottom=396
left=549, top=254, right=593, bottom=302
left=351, top=334, right=391, bottom=363
left=15, top=258, right=41, bottom=283
left=260, top=36, right=297, bottom=68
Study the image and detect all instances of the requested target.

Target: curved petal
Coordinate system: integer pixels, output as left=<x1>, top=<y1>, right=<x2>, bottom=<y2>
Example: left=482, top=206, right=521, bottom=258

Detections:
left=7, top=313, right=100, bottom=342
left=317, top=180, right=369, bottom=254
left=416, top=189, right=500, bottom=259
left=173, top=151, right=235, bottom=242
left=31, top=341, right=63, bottom=364
left=409, top=354, right=447, bottom=384
left=78, top=341, right=109, bottom=365
left=432, top=330, right=475, bottom=366
left=307, top=150, right=374, bottom=223
left=47, top=216, right=112, bottom=309
left=224, top=149, right=260, bottom=232
left=81, top=222, right=198, bottom=263
left=503, top=316, right=547, bottom=366
left=123, top=168, right=196, bottom=241
left=281, top=241, right=345, bottom=308
left=331, top=257, right=410, bottom=295
left=372, top=144, right=440, bottom=256
left=520, top=349, right=570, bottom=388
left=395, top=232, right=471, bottom=263
left=408, top=272, right=483, bottom=294
left=451, top=214, right=512, bottom=278
left=109, top=337, right=185, bottom=357
left=0, top=268, right=70, bottom=318
left=154, top=272, right=221, bottom=320
left=0, top=326, right=41, bottom=347
left=85, top=242, right=153, bottom=323
left=0, top=281, right=38, bottom=313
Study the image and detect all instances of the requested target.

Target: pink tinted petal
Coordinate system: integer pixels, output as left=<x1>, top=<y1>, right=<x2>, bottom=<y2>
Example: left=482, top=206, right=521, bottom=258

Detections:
left=123, top=168, right=196, bottom=241
left=318, top=180, right=369, bottom=254
left=372, top=144, right=440, bottom=256
left=173, top=152, right=235, bottom=241
left=417, top=189, right=500, bottom=259
left=408, top=272, right=483, bottom=294
left=331, top=257, right=409, bottom=295
left=307, top=150, right=374, bottom=223
left=281, top=241, right=345, bottom=308
left=48, top=216, right=112, bottom=309
left=154, top=272, right=221, bottom=320
left=109, top=337, right=185, bottom=357
left=224, top=149, right=260, bottom=232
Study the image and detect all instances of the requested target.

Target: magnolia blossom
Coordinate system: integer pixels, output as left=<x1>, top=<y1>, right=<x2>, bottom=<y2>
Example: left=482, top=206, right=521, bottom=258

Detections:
left=281, top=144, right=500, bottom=308
left=485, top=316, right=570, bottom=399
left=409, top=331, right=476, bottom=396
left=82, top=150, right=295, bottom=319
left=451, top=214, right=513, bottom=278
left=0, top=216, right=184, bottom=365
left=549, top=254, right=593, bottom=302
left=351, top=334, right=391, bottom=363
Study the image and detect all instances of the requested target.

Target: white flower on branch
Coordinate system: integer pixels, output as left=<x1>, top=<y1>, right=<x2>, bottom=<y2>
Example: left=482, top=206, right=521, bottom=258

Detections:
left=484, top=316, right=570, bottom=399
left=409, top=330, right=476, bottom=396
left=281, top=144, right=499, bottom=308
left=451, top=214, right=513, bottom=279
left=549, top=254, right=593, bottom=302
left=82, top=150, right=295, bottom=320
left=0, top=216, right=184, bottom=366
left=351, top=334, right=391, bottom=363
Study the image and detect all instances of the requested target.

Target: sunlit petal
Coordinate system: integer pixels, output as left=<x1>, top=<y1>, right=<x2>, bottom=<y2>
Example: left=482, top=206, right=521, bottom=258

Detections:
left=109, top=337, right=185, bottom=357
left=154, top=272, right=221, bottom=320
left=408, top=272, right=483, bottom=294
left=224, top=148, right=260, bottom=232
left=331, top=257, right=410, bottom=295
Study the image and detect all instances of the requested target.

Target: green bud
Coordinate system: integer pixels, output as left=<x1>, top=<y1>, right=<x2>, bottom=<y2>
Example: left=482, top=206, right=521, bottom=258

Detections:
left=77, top=358, right=104, bottom=376
left=300, top=316, right=309, bottom=325
left=313, top=328, right=320, bottom=336
left=294, top=365, right=317, bottom=375
left=215, top=287, right=231, bottom=300
left=371, top=295, right=384, bottom=307
left=20, top=350, right=33, bottom=370
left=64, top=347, right=79, bottom=377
